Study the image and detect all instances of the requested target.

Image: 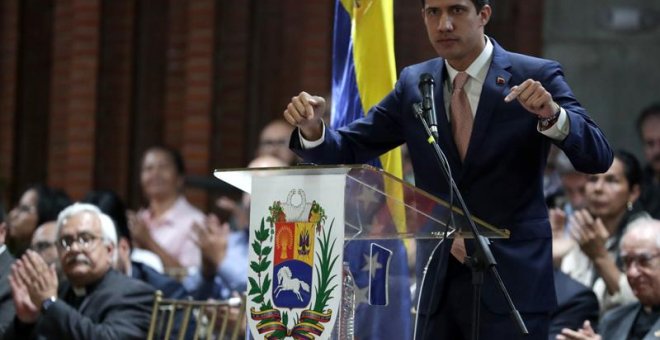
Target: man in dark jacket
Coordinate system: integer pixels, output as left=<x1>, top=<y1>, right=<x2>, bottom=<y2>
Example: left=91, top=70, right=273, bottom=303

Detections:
left=0, top=212, right=16, bottom=337
left=4, top=203, right=154, bottom=339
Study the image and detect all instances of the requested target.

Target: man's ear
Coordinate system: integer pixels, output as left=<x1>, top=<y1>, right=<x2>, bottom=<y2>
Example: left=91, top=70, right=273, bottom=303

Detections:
left=479, top=5, right=492, bottom=26
left=118, top=237, right=131, bottom=255
left=105, top=241, right=117, bottom=265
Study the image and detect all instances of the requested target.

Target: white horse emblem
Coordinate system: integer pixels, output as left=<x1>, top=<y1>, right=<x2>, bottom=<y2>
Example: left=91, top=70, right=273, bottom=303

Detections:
left=274, top=266, right=310, bottom=301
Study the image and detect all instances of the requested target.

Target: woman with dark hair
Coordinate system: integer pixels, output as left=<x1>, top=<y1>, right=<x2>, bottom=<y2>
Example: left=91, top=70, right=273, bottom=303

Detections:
left=6, top=184, right=70, bottom=257
left=561, top=150, right=649, bottom=312
left=130, top=146, right=204, bottom=272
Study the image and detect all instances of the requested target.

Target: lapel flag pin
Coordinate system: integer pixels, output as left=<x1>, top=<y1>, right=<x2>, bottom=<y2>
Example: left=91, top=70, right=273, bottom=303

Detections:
left=496, top=76, right=505, bottom=85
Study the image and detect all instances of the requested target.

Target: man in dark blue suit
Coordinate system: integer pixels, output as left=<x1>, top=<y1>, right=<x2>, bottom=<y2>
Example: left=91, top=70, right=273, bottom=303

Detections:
left=282, top=0, right=613, bottom=338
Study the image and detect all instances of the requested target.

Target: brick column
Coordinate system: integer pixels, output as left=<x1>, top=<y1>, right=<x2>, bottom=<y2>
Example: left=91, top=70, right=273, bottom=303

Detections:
left=163, top=0, right=188, bottom=150
left=0, top=0, right=19, bottom=202
left=48, top=0, right=101, bottom=199
left=181, top=0, right=215, bottom=209
left=94, top=0, right=136, bottom=199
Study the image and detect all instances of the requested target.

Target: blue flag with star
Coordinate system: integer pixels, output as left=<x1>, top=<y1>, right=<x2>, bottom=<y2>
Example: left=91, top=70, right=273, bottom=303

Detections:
left=369, top=243, right=392, bottom=306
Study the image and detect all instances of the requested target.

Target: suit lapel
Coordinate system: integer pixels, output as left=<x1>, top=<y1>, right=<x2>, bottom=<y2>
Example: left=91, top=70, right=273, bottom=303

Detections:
left=644, top=313, right=660, bottom=340
left=462, top=42, right=511, bottom=168
left=614, top=304, right=640, bottom=339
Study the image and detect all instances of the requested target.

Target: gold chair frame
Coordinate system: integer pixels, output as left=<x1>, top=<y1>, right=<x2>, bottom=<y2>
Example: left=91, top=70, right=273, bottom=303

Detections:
left=147, top=290, right=246, bottom=340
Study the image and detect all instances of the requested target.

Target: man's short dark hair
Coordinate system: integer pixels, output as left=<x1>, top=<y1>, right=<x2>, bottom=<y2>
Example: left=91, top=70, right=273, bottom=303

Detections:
left=83, top=190, right=131, bottom=246
left=28, top=184, right=71, bottom=226
left=420, top=0, right=490, bottom=11
left=636, top=102, right=660, bottom=137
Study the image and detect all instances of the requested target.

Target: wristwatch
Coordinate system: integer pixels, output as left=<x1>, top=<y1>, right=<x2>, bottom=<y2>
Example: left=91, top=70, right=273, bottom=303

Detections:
left=539, top=103, right=561, bottom=130
left=41, top=296, right=57, bottom=312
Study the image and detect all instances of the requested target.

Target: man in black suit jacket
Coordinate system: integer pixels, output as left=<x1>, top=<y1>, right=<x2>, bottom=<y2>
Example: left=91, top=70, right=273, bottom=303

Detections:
left=0, top=219, right=16, bottom=337
left=4, top=203, right=155, bottom=339
left=558, top=219, right=660, bottom=340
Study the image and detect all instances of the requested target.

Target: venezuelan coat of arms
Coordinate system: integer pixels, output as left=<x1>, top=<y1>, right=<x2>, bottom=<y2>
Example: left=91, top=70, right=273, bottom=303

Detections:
left=248, top=188, right=342, bottom=339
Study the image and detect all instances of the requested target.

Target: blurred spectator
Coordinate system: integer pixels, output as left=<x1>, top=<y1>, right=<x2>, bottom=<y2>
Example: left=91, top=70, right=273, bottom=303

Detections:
left=131, top=146, right=203, bottom=272
left=0, top=209, right=16, bottom=337
left=556, top=151, right=590, bottom=211
left=551, top=151, right=589, bottom=265
left=184, top=155, right=285, bottom=300
left=84, top=190, right=188, bottom=299
left=561, top=150, right=648, bottom=312
left=256, top=119, right=299, bottom=165
left=557, top=218, right=660, bottom=340
left=4, top=203, right=154, bottom=339
left=6, top=184, right=70, bottom=257
left=30, top=221, right=65, bottom=282
left=83, top=190, right=163, bottom=272
left=545, top=146, right=564, bottom=204
left=216, top=155, right=287, bottom=231
left=636, top=103, right=660, bottom=219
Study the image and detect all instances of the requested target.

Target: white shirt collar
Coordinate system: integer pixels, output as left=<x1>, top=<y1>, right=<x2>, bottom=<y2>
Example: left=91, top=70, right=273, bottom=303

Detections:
left=0, top=244, right=6, bottom=255
left=444, top=36, right=493, bottom=87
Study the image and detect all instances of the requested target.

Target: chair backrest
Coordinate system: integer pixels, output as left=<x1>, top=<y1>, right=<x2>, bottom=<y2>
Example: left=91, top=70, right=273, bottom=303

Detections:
left=147, top=290, right=246, bottom=340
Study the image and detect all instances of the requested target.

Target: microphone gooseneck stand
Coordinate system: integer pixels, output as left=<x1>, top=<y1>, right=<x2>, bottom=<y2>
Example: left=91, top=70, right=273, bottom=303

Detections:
left=412, top=104, right=528, bottom=340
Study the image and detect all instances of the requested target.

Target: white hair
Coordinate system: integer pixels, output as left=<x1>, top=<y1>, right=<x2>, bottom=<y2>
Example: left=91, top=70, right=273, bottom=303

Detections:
left=623, top=217, right=660, bottom=249
left=57, top=203, right=118, bottom=263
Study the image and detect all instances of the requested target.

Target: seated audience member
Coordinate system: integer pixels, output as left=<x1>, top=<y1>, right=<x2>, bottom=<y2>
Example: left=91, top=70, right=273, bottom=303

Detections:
left=30, top=221, right=65, bottom=282
left=84, top=190, right=163, bottom=272
left=131, top=146, right=204, bottom=272
left=561, top=150, right=649, bottom=312
left=551, top=151, right=589, bottom=265
left=1, top=211, right=16, bottom=337
left=4, top=203, right=154, bottom=339
left=550, top=269, right=600, bottom=340
left=256, top=119, right=299, bottom=165
left=184, top=214, right=247, bottom=300
left=84, top=190, right=188, bottom=299
left=6, top=184, right=70, bottom=257
left=637, top=103, right=660, bottom=219
left=184, top=155, right=284, bottom=300
left=557, top=218, right=660, bottom=340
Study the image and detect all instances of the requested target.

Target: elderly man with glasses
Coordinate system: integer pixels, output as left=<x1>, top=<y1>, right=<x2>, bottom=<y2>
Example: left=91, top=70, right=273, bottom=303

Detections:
left=4, top=203, right=155, bottom=339
left=558, top=218, right=660, bottom=340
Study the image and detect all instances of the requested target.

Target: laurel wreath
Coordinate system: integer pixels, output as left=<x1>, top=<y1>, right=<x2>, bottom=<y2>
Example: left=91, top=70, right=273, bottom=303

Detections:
left=248, top=217, right=273, bottom=310
left=313, top=218, right=338, bottom=312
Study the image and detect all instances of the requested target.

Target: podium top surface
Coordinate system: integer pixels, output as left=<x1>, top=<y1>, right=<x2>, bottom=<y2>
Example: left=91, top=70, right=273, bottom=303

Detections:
left=214, top=164, right=509, bottom=240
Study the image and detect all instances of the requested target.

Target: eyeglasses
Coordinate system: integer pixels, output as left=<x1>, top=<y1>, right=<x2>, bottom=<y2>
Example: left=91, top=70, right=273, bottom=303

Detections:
left=621, top=253, right=660, bottom=270
left=31, top=241, right=56, bottom=253
left=57, top=232, right=103, bottom=251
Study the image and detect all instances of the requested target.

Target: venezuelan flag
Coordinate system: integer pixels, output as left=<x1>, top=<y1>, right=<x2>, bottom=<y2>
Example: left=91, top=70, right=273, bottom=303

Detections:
left=332, top=0, right=405, bottom=232
left=332, top=3, right=413, bottom=338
